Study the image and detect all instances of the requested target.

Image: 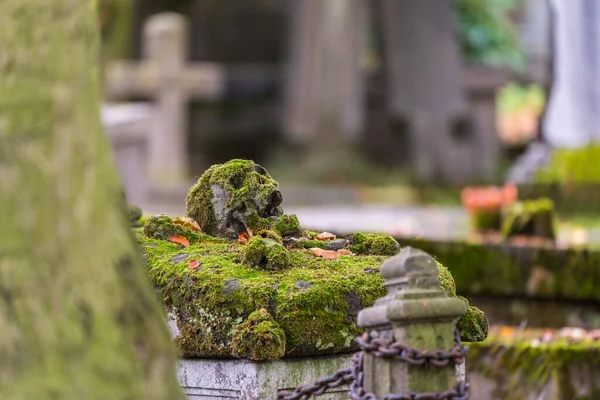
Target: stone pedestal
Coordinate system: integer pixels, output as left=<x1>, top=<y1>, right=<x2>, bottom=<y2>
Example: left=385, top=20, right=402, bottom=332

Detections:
left=177, top=354, right=353, bottom=400
left=102, top=102, right=153, bottom=205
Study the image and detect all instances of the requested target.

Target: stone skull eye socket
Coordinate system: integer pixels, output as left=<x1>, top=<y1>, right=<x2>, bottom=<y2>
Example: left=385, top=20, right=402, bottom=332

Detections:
left=254, top=164, right=269, bottom=176
left=230, top=175, right=244, bottom=189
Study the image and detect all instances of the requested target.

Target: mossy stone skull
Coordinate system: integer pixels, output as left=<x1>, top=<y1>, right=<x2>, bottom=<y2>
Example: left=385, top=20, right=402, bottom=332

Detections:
left=186, top=159, right=285, bottom=238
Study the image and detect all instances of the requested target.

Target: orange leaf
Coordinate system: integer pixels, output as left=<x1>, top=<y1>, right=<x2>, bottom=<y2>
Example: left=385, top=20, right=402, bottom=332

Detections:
left=309, top=248, right=339, bottom=259
left=169, top=235, right=190, bottom=247
left=238, top=232, right=249, bottom=244
left=188, top=260, right=200, bottom=270
left=336, top=249, right=353, bottom=256
left=173, top=217, right=201, bottom=233
left=316, top=232, right=336, bottom=241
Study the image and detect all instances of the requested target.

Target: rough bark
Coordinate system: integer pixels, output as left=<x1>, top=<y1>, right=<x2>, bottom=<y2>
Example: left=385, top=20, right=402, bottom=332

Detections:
left=0, top=2, right=185, bottom=399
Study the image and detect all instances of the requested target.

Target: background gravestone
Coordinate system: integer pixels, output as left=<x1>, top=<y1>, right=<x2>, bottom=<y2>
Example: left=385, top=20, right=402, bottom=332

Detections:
left=131, top=0, right=285, bottom=172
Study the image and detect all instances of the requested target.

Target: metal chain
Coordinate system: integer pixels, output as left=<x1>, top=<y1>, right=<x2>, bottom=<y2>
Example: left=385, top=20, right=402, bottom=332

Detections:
left=273, top=329, right=469, bottom=400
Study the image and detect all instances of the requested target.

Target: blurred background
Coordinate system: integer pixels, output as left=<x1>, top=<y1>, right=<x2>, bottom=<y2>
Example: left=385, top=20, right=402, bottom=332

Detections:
left=100, top=0, right=600, bottom=235
left=100, top=0, right=556, bottom=208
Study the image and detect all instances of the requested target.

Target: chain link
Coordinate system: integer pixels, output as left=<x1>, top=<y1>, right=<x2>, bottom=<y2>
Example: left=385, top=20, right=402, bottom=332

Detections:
left=273, top=329, right=469, bottom=400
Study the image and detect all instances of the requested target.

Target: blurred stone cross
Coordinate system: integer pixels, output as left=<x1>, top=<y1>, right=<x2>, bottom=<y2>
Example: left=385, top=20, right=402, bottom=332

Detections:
left=104, top=12, right=225, bottom=194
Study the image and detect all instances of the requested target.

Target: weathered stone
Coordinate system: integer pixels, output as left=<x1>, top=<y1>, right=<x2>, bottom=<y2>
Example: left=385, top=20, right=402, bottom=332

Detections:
left=295, top=280, right=312, bottom=290
left=171, top=253, right=189, bottom=264
left=177, top=354, right=354, bottom=400
left=324, top=239, right=348, bottom=251
left=222, top=279, right=241, bottom=295
left=358, top=247, right=467, bottom=396
left=186, top=159, right=289, bottom=239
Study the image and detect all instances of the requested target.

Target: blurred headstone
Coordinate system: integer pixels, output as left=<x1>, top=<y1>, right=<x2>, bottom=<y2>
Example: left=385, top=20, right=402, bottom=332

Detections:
left=102, top=102, right=153, bottom=205
left=105, top=12, right=225, bottom=194
left=543, top=0, right=600, bottom=148
left=378, top=0, right=484, bottom=184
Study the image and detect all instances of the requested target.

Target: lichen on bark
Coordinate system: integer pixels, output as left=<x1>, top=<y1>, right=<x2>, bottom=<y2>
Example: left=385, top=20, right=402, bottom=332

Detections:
left=0, top=2, right=184, bottom=399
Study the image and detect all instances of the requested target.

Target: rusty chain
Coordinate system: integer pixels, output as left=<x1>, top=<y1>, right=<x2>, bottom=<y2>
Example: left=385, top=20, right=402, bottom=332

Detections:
left=273, top=329, right=469, bottom=400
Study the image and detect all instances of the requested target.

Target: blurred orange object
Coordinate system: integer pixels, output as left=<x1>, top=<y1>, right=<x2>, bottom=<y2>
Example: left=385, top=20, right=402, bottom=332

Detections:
left=461, top=184, right=518, bottom=213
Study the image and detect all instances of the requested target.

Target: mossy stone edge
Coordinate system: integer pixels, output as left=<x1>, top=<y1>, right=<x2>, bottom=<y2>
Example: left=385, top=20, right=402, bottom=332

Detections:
left=137, top=229, right=487, bottom=360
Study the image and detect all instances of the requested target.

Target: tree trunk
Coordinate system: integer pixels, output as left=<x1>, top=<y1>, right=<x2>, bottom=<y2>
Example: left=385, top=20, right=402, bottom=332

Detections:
left=283, top=0, right=366, bottom=144
left=0, top=2, right=185, bottom=399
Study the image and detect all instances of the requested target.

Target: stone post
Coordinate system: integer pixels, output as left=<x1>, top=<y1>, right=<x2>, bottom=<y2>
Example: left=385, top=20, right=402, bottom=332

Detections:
left=357, top=247, right=467, bottom=397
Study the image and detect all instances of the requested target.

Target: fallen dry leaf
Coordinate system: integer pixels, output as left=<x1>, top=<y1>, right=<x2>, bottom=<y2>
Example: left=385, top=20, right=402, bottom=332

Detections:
left=309, top=248, right=354, bottom=259
left=238, top=232, right=250, bottom=245
left=309, top=248, right=338, bottom=259
left=316, top=232, right=336, bottom=241
left=173, top=217, right=201, bottom=233
left=169, top=235, right=190, bottom=247
left=188, top=260, right=200, bottom=270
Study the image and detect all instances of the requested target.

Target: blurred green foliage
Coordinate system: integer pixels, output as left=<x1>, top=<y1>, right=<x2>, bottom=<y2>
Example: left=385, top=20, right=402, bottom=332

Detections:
left=455, top=0, right=525, bottom=71
left=497, top=83, right=546, bottom=116
left=537, top=146, right=600, bottom=183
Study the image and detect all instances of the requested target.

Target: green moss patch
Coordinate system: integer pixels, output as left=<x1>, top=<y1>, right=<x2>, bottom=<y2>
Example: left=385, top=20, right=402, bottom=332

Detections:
left=242, top=236, right=290, bottom=271
left=185, top=159, right=285, bottom=238
left=501, top=198, right=556, bottom=239
left=232, top=309, right=286, bottom=361
left=467, top=327, right=600, bottom=399
left=137, top=229, right=487, bottom=360
left=140, top=233, right=387, bottom=358
left=349, top=233, right=401, bottom=256
left=396, top=237, right=600, bottom=303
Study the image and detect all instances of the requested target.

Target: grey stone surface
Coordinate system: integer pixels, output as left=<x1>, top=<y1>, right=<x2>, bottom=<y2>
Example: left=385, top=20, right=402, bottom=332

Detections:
left=203, top=166, right=283, bottom=238
left=177, top=354, right=354, bottom=400
left=222, top=279, right=242, bottom=295
left=102, top=102, right=153, bottom=206
left=357, top=247, right=467, bottom=396
left=171, top=253, right=189, bottom=264
left=294, top=280, right=312, bottom=290
left=324, top=239, right=348, bottom=251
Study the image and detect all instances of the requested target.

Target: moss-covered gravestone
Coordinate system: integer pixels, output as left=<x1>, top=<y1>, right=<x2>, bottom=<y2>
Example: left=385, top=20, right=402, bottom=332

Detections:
left=136, top=159, right=487, bottom=397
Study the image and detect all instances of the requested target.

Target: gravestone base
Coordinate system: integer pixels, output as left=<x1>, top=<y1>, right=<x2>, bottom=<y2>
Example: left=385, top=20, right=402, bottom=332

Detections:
left=177, top=354, right=354, bottom=400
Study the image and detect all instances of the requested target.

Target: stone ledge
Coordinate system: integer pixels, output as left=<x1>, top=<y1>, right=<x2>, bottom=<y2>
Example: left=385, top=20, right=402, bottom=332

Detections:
left=177, top=354, right=354, bottom=400
left=467, top=328, right=600, bottom=400
left=395, top=237, right=600, bottom=303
